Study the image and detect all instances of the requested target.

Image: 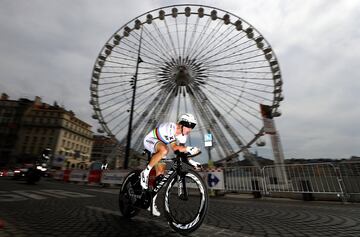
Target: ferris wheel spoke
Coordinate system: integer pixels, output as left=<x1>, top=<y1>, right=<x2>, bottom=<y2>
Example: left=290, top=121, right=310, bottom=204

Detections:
left=105, top=56, right=137, bottom=65
left=186, top=17, right=212, bottom=59
left=205, top=92, right=261, bottom=134
left=204, top=82, right=271, bottom=106
left=129, top=30, right=171, bottom=64
left=184, top=16, right=200, bottom=58
left=124, top=85, right=177, bottom=145
left=116, top=38, right=140, bottom=54
left=193, top=22, right=235, bottom=61
left=101, top=84, right=159, bottom=112
left=190, top=20, right=223, bottom=60
left=209, top=58, right=271, bottom=69
left=206, top=67, right=271, bottom=74
left=202, top=85, right=262, bottom=120
left=97, top=80, right=129, bottom=87
left=153, top=20, right=177, bottom=58
left=205, top=79, right=273, bottom=99
left=98, top=83, right=133, bottom=94
left=204, top=47, right=262, bottom=66
left=190, top=19, right=223, bottom=59
left=100, top=99, right=128, bottom=111
left=107, top=110, right=129, bottom=128
left=189, top=86, right=234, bottom=156
left=207, top=76, right=273, bottom=89
left=98, top=77, right=131, bottom=84
left=104, top=109, right=128, bottom=127
left=175, top=18, right=182, bottom=59
left=200, top=94, right=250, bottom=149
left=199, top=34, right=250, bottom=63
left=201, top=90, right=261, bottom=134
left=196, top=26, right=240, bottom=62
left=202, top=36, right=255, bottom=64
left=181, top=17, right=188, bottom=60
left=162, top=19, right=180, bottom=58
left=142, top=25, right=174, bottom=62
left=109, top=48, right=138, bottom=61
left=97, top=82, right=131, bottom=92
left=152, top=21, right=177, bottom=58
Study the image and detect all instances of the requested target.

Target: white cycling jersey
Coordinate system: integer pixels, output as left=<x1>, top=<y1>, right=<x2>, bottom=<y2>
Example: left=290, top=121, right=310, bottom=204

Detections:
left=144, top=122, right=187, bottom=154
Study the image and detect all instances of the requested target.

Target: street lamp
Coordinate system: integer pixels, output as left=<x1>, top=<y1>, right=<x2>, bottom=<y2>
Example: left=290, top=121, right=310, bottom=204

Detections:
left=124, top=25, right=144, bottom=169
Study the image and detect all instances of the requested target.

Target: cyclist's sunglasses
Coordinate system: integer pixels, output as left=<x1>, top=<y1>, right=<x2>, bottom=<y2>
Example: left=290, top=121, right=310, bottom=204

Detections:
left=182, top=122, right=196, bottom=129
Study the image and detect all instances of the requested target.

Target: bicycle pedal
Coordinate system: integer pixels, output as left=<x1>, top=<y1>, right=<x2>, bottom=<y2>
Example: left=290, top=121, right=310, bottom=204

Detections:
left=179, top=194, right=188, bottom=201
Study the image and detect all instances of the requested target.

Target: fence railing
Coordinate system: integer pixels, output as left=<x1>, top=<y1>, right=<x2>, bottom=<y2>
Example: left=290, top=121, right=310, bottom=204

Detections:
left=223, top=161, right=360, bottom=201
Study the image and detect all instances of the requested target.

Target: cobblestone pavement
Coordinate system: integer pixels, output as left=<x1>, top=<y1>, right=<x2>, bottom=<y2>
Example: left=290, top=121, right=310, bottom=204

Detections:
left=0, top=178, right=359, bottom=237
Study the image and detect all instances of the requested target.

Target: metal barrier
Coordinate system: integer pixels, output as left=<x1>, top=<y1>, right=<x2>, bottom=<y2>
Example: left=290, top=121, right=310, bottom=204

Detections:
left=52, top=161, right=360, bottom=201
left=224, top=166, right=263, bottom=192
left=262, top=163, right=343, bottom=194
left=223, top=162, right=360, bottom=201
left=337, top=162, right=360, bottom=195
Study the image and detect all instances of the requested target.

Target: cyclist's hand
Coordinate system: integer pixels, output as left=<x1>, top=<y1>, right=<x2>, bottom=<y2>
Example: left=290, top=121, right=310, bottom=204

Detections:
left=186, top=146, right=201, bottom=156
left=188, top=159, right=201, bottom=170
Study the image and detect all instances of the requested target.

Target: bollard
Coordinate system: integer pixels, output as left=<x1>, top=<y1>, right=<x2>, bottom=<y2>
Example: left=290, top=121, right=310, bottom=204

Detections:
left=0, top=219, right=5, bottom=229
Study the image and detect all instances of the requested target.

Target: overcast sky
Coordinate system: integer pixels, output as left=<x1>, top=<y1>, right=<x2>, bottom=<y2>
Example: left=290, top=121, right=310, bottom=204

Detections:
left=1, top=0, right=359, bottom=160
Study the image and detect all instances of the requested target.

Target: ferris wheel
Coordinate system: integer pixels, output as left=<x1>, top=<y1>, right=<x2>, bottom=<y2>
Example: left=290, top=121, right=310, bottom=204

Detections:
left=90, top=4, right=283, bottom=163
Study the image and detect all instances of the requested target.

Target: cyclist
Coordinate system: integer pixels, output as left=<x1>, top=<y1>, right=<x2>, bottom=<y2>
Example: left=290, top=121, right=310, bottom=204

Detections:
left=140, top=113, right=201, bottom=216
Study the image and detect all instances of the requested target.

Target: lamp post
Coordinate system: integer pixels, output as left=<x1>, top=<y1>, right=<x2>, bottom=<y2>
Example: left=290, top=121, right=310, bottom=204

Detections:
left=124, top=26, right=144, bottom=169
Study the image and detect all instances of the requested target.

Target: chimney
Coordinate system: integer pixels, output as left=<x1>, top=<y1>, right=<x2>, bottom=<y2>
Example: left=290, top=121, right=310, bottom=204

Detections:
left=1, top=93, right=9, bottom=100
left=34, top=96, right=42, bottom=106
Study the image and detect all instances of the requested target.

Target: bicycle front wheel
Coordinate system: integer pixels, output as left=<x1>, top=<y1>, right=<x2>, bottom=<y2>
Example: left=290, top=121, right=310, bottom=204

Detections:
left=164, top=170, right=208, bottom=234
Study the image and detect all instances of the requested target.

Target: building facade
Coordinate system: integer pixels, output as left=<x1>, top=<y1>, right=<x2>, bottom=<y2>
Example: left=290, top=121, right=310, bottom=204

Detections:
left=91, top=135, right=124, bottom=169
left=0, top=94, right=94, bottom=170
left=0, top=94, right=33, bottom=167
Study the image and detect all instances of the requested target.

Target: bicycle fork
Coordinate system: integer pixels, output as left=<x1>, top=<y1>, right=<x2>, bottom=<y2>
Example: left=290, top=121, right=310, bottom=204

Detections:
left=178, top=174, right=188, bottom=201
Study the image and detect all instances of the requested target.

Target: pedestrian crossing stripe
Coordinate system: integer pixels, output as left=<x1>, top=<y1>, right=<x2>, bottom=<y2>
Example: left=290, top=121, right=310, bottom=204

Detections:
left=0, top=190, right=95, bottom=202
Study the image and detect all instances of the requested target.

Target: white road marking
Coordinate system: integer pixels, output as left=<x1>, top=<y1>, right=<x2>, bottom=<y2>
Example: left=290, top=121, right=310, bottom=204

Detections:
left=12, top=190, right=47, bottom=200
left=86, top=206, right=122, bottom=216
left=0, top=189, right=95, bottom=202
left=0, top=191, right=27, bottom=202
left=40, top=189, right=95, bottom=198
left=30, top=190, right=66, bottom=198
left=85, top=189, right=119, bottom=194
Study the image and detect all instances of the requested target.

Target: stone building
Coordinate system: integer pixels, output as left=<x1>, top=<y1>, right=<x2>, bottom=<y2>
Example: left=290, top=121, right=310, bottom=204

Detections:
left=91, top=135, right=124, bottom=169
left=0, top=94, right=93, bottom=169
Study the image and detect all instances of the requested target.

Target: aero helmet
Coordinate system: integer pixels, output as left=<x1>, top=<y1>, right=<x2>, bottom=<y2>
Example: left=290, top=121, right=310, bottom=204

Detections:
left=177, top=113, right=197, bottom=129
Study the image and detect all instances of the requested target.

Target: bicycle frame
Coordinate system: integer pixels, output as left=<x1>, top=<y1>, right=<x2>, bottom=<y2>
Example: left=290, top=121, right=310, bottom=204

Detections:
left=149, top=153, right=192, bottom=197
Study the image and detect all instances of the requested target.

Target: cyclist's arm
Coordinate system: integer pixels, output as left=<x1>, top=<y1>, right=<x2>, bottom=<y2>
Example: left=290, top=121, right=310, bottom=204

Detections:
left=170, top=142, right=187, bottom=153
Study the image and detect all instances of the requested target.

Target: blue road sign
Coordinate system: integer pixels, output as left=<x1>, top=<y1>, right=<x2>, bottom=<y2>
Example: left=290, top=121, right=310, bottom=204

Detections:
left=208, top=173, right=219, bottom=187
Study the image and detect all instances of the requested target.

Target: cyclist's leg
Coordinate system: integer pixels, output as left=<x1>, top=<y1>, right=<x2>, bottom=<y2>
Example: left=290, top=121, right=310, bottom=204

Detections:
left=155, top=161, right=166, bottom=177
left=141, top=137, right=168, bottom=189
left=149, top=142, right=168, bottom=168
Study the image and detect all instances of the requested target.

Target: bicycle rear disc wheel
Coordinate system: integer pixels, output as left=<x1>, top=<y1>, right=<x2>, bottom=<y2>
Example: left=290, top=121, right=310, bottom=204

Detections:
left=119, top=170, right=141, bottom=218
left=164, top=170, right=208, bottom=234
